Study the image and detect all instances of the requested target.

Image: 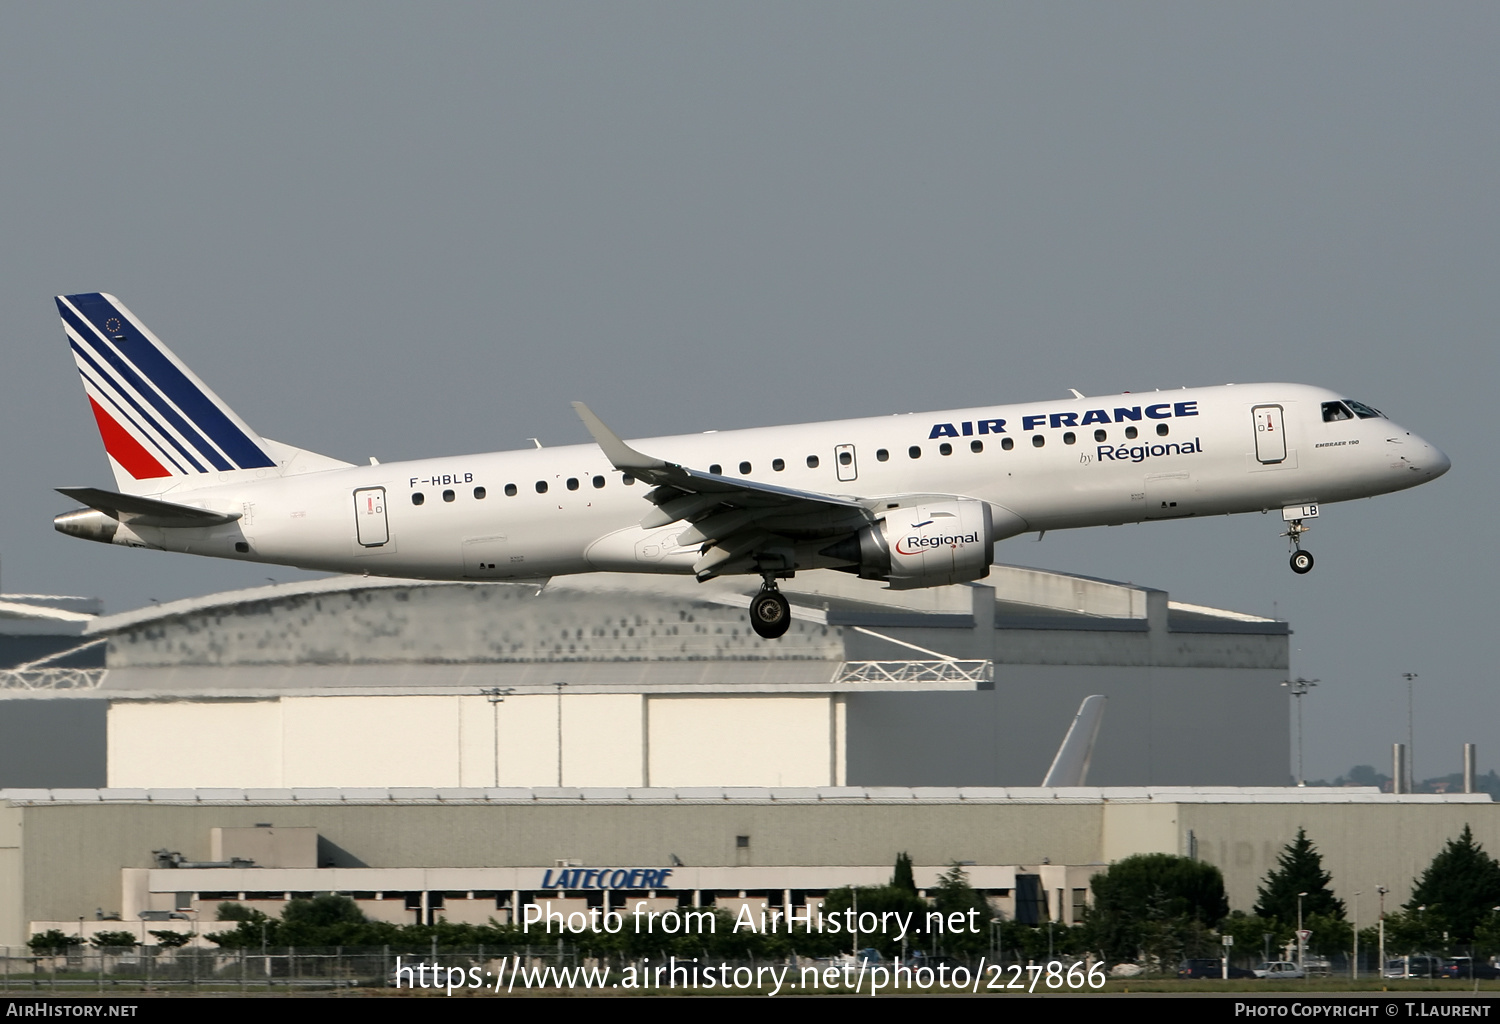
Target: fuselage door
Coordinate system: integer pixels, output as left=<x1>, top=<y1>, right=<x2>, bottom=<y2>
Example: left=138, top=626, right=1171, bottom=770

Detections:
left=835, top=444, right=858, bottom=482
left=354, top=487, right=389, bottom=547
left=1252, top=405, right=1287, bottom=464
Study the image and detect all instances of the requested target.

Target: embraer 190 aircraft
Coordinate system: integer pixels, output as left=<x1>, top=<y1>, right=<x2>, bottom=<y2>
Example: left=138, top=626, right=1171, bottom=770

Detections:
left=52, top=293, right=1450, bottom=639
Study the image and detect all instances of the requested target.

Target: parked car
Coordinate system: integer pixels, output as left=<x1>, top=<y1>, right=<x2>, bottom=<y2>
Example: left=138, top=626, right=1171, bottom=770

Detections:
left=1384, top=956, right=1443, bottom=979
left=1178, top=958, right=1256, bottom=980
left=1253, top=961, right=1305, bottom=980
left=1438, top=957, right=1500, bottom=980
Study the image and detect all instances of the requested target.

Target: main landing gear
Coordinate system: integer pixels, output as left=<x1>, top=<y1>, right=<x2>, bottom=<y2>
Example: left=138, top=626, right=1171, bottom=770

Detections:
left=1284, top=518, right=1314, bottom=575
left=749, top=579, right=791, bottom=639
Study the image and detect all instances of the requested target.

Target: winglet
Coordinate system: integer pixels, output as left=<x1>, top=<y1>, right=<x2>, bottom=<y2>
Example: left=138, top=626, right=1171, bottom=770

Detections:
left=571, top=402, right=668, bottom=472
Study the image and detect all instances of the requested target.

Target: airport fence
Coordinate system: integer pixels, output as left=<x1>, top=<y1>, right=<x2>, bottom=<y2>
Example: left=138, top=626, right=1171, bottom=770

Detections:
left=0, top=944, right=598, bottom=993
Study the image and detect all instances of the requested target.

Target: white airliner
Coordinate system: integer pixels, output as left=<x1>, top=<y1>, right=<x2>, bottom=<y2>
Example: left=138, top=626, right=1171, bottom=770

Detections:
left=52, top=293, right=1450, bottom=638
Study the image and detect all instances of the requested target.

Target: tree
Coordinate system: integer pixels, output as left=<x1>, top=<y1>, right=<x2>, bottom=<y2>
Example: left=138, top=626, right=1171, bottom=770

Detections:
left=1406, top=824, right=1500, bottom=945
left=1220, top=909, right=1282, bottom=961
left=148, top=930, right=193, bottom=948
left=892, top=852, right=916, bottom=894
left=1086, top=854, right=1229, bottom=962
left=278, top=894, right=368, bottom=946
left=27, top=930, right=83, bottom=955
left=819, top=883, right=928, bottom=958
left=1380, top=909, right=1445, bottom=955
left=1254, top=828, right=1344, bottom=925
left=89, top=931, right=138, bottom=949
left=930, top=862, right=991, bottom=954
left=206, top=902, right=276, bottom=949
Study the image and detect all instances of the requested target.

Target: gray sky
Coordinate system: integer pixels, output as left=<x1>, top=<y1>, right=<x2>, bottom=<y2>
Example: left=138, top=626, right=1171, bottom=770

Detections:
left=0, top=3, right=1493, bottom=783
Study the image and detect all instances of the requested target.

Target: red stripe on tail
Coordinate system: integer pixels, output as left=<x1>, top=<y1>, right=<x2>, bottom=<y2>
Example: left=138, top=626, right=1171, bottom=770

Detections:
left=88, top=396, right=171, bottom=479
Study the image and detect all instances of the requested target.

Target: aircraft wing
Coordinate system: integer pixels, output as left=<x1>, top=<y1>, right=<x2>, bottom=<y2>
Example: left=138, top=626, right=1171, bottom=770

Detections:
left=55, top=486, right=242, bottom=528
left=573, top=402, right=875, bottom=579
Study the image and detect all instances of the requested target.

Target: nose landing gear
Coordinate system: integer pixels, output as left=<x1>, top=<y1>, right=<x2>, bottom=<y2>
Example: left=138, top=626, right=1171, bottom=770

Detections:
left=749, top=580, right=792, bottom=639
left=1283, top=518, right=1314, bottom=574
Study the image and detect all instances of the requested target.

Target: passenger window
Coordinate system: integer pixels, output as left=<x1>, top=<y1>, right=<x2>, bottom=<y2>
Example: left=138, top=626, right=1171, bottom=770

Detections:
left=1032, top=435, right=1045, bottom=448
left=1156, top=423, right=1169, bottom=436
left=970, top=440, right=983, bottom=453
left=806, top=455, right=819, bottom=469
left=592, top=475, right=605, bottom=488
left=474, top=486, right=486, bottom=499
left=504, top=483, right=517, bottom=497
left=772, top=458, right=785, bottom=472
left=443, top=489, right=455, bottom=502
left=1124, top=426, right=1138, bottom=440
left=1001, top=437, right=1014, bottom=451
left=1094, top=429, right=1107, bottom=442
left=709, top=464, right=722, bottom=475
left=739, top=461, right=752, bottom=474
left=622, top=474, right=635, bottom=485
left=908, top=446, right=922, bottom=459
left=566, top=477, right=579, bottom=491
left=1063, top=432, right=1076, bottom=445
left=536, top=481, right=548, bottom=494
left=411, top=492, right=425, bottom=506
left=839, top=451, right=853, bottom=465
left=939, top=442, right=953, bottom=456
left=876, top=449, right=889, bottom=462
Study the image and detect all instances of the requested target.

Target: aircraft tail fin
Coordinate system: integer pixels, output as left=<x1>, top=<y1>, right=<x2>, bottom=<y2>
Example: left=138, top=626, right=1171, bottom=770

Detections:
left=57, top=292, right=286, bottom=494
left=1041, top=695, right=1107, bottom=787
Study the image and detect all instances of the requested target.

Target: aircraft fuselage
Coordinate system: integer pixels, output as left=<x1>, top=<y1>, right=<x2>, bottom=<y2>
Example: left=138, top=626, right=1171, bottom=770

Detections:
left=79, top=382, right=1446, bottom=582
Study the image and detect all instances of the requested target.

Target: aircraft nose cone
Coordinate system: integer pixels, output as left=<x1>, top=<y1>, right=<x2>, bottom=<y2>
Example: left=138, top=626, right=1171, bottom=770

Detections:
left=1428, top=444, right=1452, bottom=478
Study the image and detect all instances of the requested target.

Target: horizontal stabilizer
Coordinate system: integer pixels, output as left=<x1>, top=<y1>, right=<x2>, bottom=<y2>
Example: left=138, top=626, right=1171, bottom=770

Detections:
left=55, top=486, right=241, bottom=528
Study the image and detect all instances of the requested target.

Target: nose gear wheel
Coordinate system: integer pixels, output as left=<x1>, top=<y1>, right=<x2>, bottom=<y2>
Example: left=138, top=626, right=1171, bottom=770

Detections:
left=1282, top=518, right=1313, bottom=574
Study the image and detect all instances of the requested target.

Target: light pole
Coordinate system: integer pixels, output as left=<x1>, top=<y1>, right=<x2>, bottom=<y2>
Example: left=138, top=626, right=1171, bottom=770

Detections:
left=554, top=681, right=566, bottom=787
left=1377, top=886, right=1388, bottom=977
left=1402, top=672, right=1418, bottom=791
left=1352, top=891, right=1362, bottom=980
left=1297, top=891, right=1308, bottom=970
left=1281, top=678, right=1319, bottom=786
left=482, top=687, right=513, bottom=788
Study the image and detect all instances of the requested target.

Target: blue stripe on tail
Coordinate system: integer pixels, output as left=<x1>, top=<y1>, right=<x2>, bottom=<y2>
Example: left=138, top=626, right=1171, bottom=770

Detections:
left=60, top=294, right=276, bottom=471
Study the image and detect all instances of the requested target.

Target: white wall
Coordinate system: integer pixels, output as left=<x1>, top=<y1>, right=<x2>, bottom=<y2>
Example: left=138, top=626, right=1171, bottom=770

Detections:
left=107, top=692, right=837, bottom=789
left=647, top=696, right=835, bottom=787
left=109, top=700, right=285, bottom=788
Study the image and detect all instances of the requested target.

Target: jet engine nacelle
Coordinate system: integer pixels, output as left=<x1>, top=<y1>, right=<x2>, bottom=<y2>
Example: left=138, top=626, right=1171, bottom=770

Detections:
left=834, top=498, right=997, bottom=590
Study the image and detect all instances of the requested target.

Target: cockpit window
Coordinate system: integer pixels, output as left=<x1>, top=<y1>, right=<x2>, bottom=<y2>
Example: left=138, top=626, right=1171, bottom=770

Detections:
left=1346, top=399, right=1382, bottom=419
left=1322, top=401, right=1354, bottom=422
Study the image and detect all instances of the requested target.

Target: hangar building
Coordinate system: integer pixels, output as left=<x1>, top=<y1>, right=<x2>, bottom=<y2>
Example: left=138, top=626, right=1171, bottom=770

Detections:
left=1, top=564, right=1292, bottom=790
left=2, top=785, right=1492, bottom=949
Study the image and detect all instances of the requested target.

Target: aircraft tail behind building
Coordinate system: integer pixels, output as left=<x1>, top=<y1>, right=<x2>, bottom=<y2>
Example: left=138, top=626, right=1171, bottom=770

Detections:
left=57, top=292, right=290, bottom=494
